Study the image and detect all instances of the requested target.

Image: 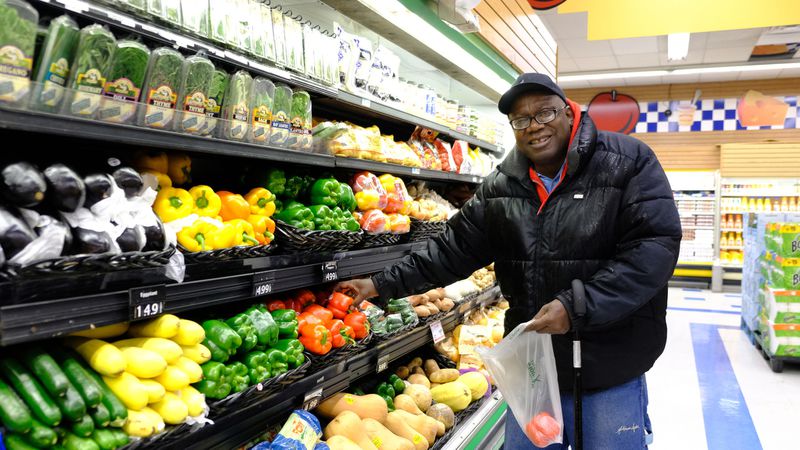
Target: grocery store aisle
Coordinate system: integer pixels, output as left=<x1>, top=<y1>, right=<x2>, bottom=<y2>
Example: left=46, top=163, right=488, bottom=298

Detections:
left=647, top=288, right=800, bottom=450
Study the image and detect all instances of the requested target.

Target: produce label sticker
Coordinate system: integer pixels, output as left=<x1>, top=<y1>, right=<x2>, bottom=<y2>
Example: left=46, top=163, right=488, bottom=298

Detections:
left=145, top=84, right=178, bottom=129
left=182, top=91, right=207, bottom=133
left=205, top=96, right=222, bottom=118
left=230, top=102, right=250, bottom=140
left=100, top=77, right=140, bottom=123
left=0, top=45, right=32, bottom=103
left=71, top=68, right=105, bottom=115
left=252, top=104, right=272, bottom=142
left=40, top=57, right=71, bottom=107
left=270, top=110, right=291, bottom=144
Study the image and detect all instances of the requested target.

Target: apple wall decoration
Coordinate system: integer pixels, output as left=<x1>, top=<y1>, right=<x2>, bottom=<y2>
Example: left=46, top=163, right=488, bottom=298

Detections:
left=528, top=0, right=567, bottom=10
left=587, top=90, right=641, bottom=135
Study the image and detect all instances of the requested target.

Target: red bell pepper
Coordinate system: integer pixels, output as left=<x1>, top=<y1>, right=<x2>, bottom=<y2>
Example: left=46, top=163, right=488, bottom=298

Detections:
left=299, top=324, right=332, bottom=355
left=266, top=300, right=287, bottom=312
left=293, top=289, right=316, bottom=307
left=304, top=304, right=334, bottom=329
left=344, top=312, right=370, bottom=340
left=330, top=320, right=355, bottom=348
left=328, top=292, right=354, bottom=319
left=286, top=299, right=305, bottom=313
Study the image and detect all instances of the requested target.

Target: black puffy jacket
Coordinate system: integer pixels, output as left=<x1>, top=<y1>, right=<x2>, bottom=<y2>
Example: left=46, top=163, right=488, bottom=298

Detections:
left=373, top=108, right=682, bottom=391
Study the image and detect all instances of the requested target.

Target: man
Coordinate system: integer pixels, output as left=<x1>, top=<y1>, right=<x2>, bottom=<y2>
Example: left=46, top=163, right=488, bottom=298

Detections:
left=339, top=74, right=681, bottom=449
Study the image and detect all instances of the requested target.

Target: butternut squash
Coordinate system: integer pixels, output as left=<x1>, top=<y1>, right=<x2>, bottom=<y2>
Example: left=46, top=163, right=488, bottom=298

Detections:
left=324, top=411, right=378, bottom=450
left=390, top=410, right=439, bottom=446
left=362, top=418, right=414, bottom=450
left=407, top=374, right=430, bottom=388
left=386, top=412, right=428, bottom=450
left=327, top=435, right=363, bottom=450
left=394, top=394, right=423, bottom=415
left=317, top=393, right=388, bottom=423
left=402, top=384, right=432, bottom=412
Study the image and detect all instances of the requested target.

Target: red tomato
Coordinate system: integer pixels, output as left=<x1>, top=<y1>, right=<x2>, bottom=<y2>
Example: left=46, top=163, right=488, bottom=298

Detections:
left=526, top=412, right=561, bottom=447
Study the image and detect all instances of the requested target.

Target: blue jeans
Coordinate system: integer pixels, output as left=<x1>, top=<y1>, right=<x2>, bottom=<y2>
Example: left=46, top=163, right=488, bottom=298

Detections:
left=504, top=375, right=653, bottom=450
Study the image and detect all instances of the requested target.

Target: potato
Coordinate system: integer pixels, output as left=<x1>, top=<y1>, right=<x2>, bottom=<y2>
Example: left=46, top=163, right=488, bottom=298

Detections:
left=408, top=295, right=425, bottom=306
left=408, top=357, right=423, bottom=370
left=395, top=366, right=411, bottom=380
left=414, top=306, right=431, bottom=317
left=407, top=374, right=430, bottom=388
left=412, top=366, right=426, bottom=376
left=429, top=369, right=459, bottom=383
left=426, top=304, right=440, bottom=315
left=439, top=299, right=455, bottom=312
left=426, top=289, right=443, bottom=301
left=423, top=359, right=440, bottom=377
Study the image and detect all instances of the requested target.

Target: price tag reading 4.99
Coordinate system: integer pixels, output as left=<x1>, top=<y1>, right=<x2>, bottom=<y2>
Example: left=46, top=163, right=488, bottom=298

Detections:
left=129, top=285, right=166, bottom=321
left=252, top=271, right=276, bottom=297
left=322, top=261, right=338, bottom=283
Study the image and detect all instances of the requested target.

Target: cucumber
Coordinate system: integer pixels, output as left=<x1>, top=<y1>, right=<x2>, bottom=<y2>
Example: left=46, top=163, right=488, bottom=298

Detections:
left=0, top=357, right=62, bottom=426
left=21, top=416, right=59, bottom=448
left=52, top=383, right=87, bottom=421
left=0, top=377, right=32, bottom=433
left=3, top=433, right=39, bottom=450
left=83, top=367, right=127, bottom=427
left=21, top=346, right=70, bottom=398
left=90, top=429, right=117, bottom=450
left=70, top=414, right=95, bottom=437
left=89, top=403, right=110, bottom=428
left=55, top=352, right=103, bottom=407
left=62, top=432, right=100, bottom=450
left=108, top=429, right=129, bottom=448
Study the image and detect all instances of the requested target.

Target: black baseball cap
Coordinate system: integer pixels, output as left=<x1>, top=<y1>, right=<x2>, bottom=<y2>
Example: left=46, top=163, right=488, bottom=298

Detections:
left=498, top=73, right=567, bottom=114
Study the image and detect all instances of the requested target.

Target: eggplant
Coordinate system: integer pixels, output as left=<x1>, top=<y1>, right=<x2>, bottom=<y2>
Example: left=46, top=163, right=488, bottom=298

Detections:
left=116, top=225, right=145, bottom=252
left=70, top=227, right=113, bottom=254
left=112, top=167, right=144, bottom=198
left=142, top=217, right=166, bottom=252
left=1, top=162, right=47, bottom=207
left=84, top=174, right=114, bottom=207
left=43, top=164, right=85, bottom=212
left=0, top=207, right=37, bottom=259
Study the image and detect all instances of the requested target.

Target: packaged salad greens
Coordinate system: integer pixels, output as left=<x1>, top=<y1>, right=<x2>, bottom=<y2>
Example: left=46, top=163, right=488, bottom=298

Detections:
left=163, top=0, right=181, bottom=26
left=177, top=53, right=214, bottom=135
left=283, top=14, right=304, bottom=73
left=249, top=0, right=265, bottom=59
left=271, top=8, right=286, bottom=66
left=0, top=0, right=38, bottom=105
left=287, top=90, right=311, bottom=151
left=64, top=24, right=116, bottom=118
left=146, top=0, right=163, bottom=19
left=222, top=70, right=252, bottom=141
left=138, top=46, right=183, bottom=129
left=180, top=0, right=209, bottom=38
left=269, top=83, right=291, bottom=146
left=234, top=0, right=251, bottom=54
left=31, top=25, right=46, bottom=78
left=201, top=68, right=227, bottom=137
left=31, top=15, right=80, bottom=112
left=209, top=0, right=228, bottom=44
left=123, top=0, right=146, bottom=14
left=260, top=3, right=275, bottom=62
left=98, top=40, right=150, bottom=124
left=249, top=76, right=274, bottom=144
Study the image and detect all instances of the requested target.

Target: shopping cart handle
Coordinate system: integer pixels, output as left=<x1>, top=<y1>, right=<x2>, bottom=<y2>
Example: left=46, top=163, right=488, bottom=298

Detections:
left=571, top=279, right=587, bottom=318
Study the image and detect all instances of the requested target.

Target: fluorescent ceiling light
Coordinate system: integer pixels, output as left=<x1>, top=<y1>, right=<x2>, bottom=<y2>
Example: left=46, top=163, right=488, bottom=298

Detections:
left=559, top=70, right=669, bottom=82
left=667, top=33, right=691, bottom=61
left=559, top=62, right=800, bottom=82
left=672, top=61, right=800, bottom=74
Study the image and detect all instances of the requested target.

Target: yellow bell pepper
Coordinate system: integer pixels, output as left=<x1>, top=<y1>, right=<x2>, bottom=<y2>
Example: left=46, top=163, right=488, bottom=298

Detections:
left=355, top=190, right=381, bottom=211
left=134, top=150, right=169, bottom=174
left=168, top=153, right=192, bottom=185
left=178, top=220, right=220, bottom=252
left=226, top=219, right=260, bottom=247
left=144, top=171, right=172, bottom=192
left=246, top=214, right=275, bottom=245
left=244, top=187, right=276, bottom=217
left=189, top=185, right=222, bottom=217
left=207, top=222, right=236, bottom=249
left=154, top=187, right=193, bottom=222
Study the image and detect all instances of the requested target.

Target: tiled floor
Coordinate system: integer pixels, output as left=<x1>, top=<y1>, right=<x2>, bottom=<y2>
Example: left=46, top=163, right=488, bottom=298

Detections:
left=647, top=288, right=800, bottom=450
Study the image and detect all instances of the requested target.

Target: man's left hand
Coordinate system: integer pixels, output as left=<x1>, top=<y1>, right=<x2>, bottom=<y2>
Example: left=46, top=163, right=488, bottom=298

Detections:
left=525, top=300, right=571, bottom=334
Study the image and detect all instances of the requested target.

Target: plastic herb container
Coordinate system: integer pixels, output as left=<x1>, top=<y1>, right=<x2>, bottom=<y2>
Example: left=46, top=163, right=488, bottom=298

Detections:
left=269, top=83, right=292, bottom=146
left=222, top=70, right=252, bottom=141
left=176, top=53, right=214, bottom=135
left=64, top=24, right=116, bottom=118
left=201, top=68, right=227, bottom=137
left=287, top=90, right=312, bottom=151
left=249, top=76, right=274, bottom=144
left=138, top=46, right=183, bottom=129
left=31, top=15, right=80, bottom=112
left=0, top=0, right=39, bottom=105
left=98, top=40, right=150, bottom=124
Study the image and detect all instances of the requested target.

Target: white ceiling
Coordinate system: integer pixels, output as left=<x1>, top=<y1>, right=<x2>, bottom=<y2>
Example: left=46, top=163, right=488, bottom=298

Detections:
left=536, top=9, right=800, bottom=89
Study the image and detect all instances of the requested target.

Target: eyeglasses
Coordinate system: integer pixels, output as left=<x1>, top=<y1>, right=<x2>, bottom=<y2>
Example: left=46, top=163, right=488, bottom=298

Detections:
left=509, top=105, right=568, bottom=130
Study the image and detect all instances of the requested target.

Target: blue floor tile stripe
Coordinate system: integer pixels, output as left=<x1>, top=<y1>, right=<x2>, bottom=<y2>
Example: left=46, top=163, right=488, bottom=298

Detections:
left=682, top=288, right=703, bottom=292
left=691, top=324, right=762, bottom=450
left=668, top=307, right=741, bottom=315
left=731, top=304, right=742, bottom=309
left=684, top=296, right=706, bottom=301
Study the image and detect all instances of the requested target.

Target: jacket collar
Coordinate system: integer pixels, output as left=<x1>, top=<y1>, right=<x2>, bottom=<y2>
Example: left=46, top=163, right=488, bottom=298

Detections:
left=499, top=101, right=598, bottom=185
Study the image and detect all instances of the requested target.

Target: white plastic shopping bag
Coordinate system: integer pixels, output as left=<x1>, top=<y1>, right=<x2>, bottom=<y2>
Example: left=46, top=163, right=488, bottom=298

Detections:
left=477, top=321, right=563, bottom=447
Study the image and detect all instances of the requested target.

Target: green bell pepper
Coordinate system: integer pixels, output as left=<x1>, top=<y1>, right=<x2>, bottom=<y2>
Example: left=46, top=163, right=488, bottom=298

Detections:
left=309, top=205, right=335, bottom=231
left=265, top=169, right=286, bottom=197
left=227, top=361, right=250, bottom=393
left=274, top=339, right=304, bottom=368
left=337, top=183, right=357, bottom=212
left=284, top=175, right=305, bottom=199
left=299, top=175, right=315, bottom=199
left=225, top=314, right=258, bottom=354
left=246, top=306, right=279, bottom=349
left=342, top=212, right=360, bottom=232
left=310, top=178, right=341, bottom=207
left=271, top=309, right=299, bottom=339
left=202, top=320, right=242, bottom=362
left=194, top=362, right=232, bottom=399
left=243, top=351, right=270, bottom=385
left=203, top=337, right=230, bottom=363
left=275, top=206, right=315, bottom=230
left=283, top=200, right=305, bottom=211
left=264, top=348, right=289, bottom=376
left=376, top=382, right=396, bottom=399
left=389, top=374, right=405, bottom=394
left=274, top=199, right=284, bottom=215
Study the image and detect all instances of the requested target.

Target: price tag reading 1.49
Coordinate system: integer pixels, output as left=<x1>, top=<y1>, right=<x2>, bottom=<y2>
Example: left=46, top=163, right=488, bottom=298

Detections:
left=322, top=261, right=338, bottom=283
left=129, top=285, right=166, bottom=321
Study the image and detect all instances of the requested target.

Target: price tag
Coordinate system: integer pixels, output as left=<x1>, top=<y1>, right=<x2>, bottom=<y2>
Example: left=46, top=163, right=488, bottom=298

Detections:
left=252, top=271, right=276, bottom=297
left=321, top=261, right=338, bottom=283
left=430, top=320, right=445, bottom=343
left=411, top=168, right=421, bottom=175
left=302, top=387, right=324, bottom=411
left=376, top=354, right=390, bottom=373
left=129, top=285, right=166, bottom=321
left=360, top=98, right=371, bottom=108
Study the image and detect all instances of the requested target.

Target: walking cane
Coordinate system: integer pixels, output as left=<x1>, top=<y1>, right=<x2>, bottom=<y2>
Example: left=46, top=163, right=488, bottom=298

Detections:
left=571, top=279, right=587, bottom=450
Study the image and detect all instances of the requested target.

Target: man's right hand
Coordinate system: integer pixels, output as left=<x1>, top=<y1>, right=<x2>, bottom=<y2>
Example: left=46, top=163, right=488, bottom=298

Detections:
left=335, top=278, right=379, bottom=303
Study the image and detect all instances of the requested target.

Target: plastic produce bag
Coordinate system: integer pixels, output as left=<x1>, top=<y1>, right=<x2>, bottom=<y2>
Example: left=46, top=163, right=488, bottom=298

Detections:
left=477, top=323, right=563, bottom=447
left=271, top=409, right=322, bottom=450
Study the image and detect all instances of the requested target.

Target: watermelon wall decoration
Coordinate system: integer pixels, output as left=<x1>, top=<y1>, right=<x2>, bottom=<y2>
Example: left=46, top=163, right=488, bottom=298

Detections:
left=528, top=0, right=567, bottom=10
left=587, top=90, right=640, bottom=135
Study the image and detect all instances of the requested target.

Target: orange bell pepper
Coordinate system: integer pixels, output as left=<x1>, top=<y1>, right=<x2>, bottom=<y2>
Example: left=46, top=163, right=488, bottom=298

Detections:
left=246, top=214, right=275, bottom=245
left=217, top=191, right=251, bottom=221
left=303, top=305, right=333, bottom=329
left=330, top=319, right=355, bottom=348
left=299, top=324, right=331, bottom=355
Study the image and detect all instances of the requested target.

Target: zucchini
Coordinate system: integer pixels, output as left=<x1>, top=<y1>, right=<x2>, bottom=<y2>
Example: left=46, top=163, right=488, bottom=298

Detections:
left=62, top=432, right=100, bottom=450
left=55, top=352, right=103, bottom=407
left=89, top=403, right=110, bottom=428
left=52, top=383, right=87, bottom=421
left=0, top=377, right=33, bottom=433
left=109, top=429, right=129, bottom=448
left=21, top=346, right=70, bottom=398
left=70, top=414, right=95, bottom=437
left=21, top=416, right=59, bottom=448
left=3, top=433, right=39, bottom=450
left=90, top=429, right=117, bottom=450
left=83, top=367, right=127, bottom=427
left=0, top=357, right=62, bottom=426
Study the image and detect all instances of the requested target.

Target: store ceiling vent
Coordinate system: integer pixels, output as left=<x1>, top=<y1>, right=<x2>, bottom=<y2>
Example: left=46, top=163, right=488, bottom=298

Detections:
left=434, top=0, right=481, bottom=33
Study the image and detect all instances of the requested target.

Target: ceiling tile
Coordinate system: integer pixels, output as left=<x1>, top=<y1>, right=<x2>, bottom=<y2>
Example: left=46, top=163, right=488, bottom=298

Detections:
left=659, top=49, right=705, bottom=66
left=575, top=55, right=619, bottom=71
left=665, top=74, right=701, bottom=84
left=558, top=79, right=592, bottom=89
left=738, top=69, right=782, bottom=80
left=702, top=46, right=755, bottom=63
left=558, top=38, right=614, bottom=58
left=615, top=53, right=661, bottom=69
left=557, top=57, right=579, bottom=72
left=605, top=76, right=662, bottom=87
left=587, top=79, right=626, bottom=89
left=657, top=35, right=667, bottom=53
left=538, top=12, right=588, bottom=40
left=688, top=33, right=708, bottom=52
left=609, top=36, right=658, bottom=55
left=706, top=28, right=764, bottom=46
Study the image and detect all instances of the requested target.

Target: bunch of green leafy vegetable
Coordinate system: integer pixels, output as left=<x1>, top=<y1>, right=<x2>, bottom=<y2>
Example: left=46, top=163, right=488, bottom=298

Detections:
left=66, top=25, right=116, bottom=89
left=163, top=0, right=181, bottom=25
left=143, top=47, right=183, bottom=93
left=106, top=40, right=150, bottom=92
left=147, top=0, right=163, bottom=18
left=288, top=90, right=311, bottom=149
left=223, top=70, right=253, bottom=140
left=181, top=55, right=214, bottom=100
left=269, top=83, right=292, bottom=146
left=249, top=76, right=274, bottom=143
left=0, top=0, right=37, bottom=57
left=32, top=15, right=80, bottom=110
left=201, top=68, right=227, bottom=136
